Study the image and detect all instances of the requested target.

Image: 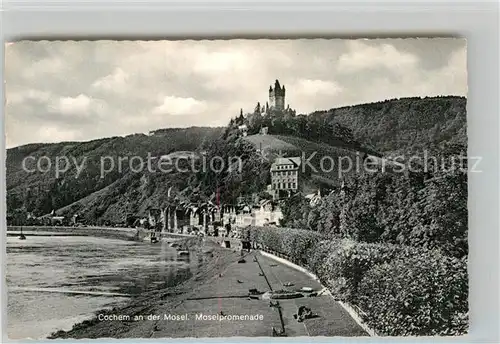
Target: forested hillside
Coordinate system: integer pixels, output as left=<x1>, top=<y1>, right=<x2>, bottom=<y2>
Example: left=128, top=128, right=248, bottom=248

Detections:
left=6, top=127, right=223, bottom=219
left=310, top=96, right=467, bottom=155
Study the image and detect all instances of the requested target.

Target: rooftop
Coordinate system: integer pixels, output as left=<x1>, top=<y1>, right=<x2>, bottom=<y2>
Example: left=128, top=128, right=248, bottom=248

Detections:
left=271, top=157, right=302, bottom=169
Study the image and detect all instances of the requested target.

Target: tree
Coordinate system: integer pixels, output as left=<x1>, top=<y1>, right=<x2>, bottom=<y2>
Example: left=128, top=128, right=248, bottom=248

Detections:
left=405, top=168, right=467, bottom=257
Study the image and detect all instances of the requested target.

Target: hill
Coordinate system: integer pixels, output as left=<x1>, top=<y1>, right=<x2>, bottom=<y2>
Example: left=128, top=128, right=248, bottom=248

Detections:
left=243, top=134, right=362, bottom=189
left=6, top=127, right=223, bottom=219
left=309, top=96, right=467, bottom=155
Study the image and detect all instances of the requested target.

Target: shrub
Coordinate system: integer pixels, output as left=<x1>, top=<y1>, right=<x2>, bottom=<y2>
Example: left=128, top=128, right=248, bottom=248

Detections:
left=337, top=241, right=408, bottom=302
left=356, top=251, right=468, bottom=336
left=308, top=239, right=406, bottom=301
left=307, top=240, right=337, bottom=278
left=250, top=226, right=323, bottom=264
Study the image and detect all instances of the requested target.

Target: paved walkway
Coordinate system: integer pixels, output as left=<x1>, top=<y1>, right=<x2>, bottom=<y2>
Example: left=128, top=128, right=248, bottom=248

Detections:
left=152, top=250, right=368, bottom=338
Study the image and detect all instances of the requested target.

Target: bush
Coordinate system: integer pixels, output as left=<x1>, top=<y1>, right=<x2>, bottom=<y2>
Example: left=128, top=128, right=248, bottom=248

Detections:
left=356, top=251, right=468, bottom=336
left=307, top=240, right=337, bottom=279
left=249, top=226, right=323, bottom=264
left=336, top=242, right=408, bottom=302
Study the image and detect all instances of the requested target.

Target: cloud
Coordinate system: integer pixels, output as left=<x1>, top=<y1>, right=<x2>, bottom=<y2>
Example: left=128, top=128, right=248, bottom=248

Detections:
left=337, top=41, right=419, bottom=73
left=21, top=57, right=67, bottom=80
left=91, top=68, right=130, bottom=93
left=152, top=96, right=208, bottom=116
left=36, top=126, right=81, bottom=142
left=48, top=94, right=97, bottom=115
left=7, top=89, right=52, bottom=105
left=193, top=50, right=250, bottom=76
left=4, top=39, right=467, bottom=148
left=294, top=79, right=343, bottom=96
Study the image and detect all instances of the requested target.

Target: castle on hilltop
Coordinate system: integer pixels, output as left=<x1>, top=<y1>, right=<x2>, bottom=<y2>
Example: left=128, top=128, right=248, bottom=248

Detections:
left=252, top=79, right=296, bottom=117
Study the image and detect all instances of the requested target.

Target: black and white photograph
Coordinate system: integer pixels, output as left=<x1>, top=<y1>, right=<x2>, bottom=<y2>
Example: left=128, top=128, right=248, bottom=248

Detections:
left=5, top=38, right=468, bottom=339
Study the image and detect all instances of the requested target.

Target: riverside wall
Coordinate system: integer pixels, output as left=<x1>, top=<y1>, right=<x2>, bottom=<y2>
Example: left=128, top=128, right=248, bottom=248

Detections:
left=7, top=226, right=193, bottom=242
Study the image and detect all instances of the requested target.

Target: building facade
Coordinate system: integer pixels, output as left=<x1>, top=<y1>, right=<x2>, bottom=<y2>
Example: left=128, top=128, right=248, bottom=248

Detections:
left=270, top=157, right=302, bottom=199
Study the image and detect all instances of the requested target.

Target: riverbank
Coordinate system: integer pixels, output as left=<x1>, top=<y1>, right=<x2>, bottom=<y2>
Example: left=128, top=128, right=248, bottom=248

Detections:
left=7, top=226, right=192, bottom=242
left=48, top=238, right=366, bottom=338
left=48, top=237, right=243, bottom=339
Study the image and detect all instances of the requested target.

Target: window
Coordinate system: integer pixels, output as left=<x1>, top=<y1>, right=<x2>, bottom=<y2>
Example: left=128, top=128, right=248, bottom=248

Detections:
left=292, top=183, right=296, bottom=189
left=288, top=183, right=291, bottom=188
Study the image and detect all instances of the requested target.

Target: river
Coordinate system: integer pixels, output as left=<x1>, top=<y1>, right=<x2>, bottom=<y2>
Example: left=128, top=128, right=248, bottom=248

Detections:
left=6, top=233, right=194, bottom=339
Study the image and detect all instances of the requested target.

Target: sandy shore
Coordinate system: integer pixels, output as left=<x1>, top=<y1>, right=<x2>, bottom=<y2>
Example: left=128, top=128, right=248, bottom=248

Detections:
left=49, top=237, right=367, bottom=338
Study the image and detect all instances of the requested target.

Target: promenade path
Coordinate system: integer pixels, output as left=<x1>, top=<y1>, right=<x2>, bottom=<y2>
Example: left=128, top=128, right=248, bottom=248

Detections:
left=151, top=250, right=368, bottom=338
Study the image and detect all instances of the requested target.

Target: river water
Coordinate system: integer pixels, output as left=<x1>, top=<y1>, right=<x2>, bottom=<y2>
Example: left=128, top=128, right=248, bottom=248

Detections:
left=6, top=233, right=194, bottom=340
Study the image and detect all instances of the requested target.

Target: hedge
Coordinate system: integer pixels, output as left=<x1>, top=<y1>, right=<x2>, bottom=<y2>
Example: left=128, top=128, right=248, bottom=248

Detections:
left=356, top=252, right=468, bottom=336
left=247, top=226, right=322, bottom=265
left=249, top=226, right=468, bottom=336
left=312, top=240, right=408, bottom=302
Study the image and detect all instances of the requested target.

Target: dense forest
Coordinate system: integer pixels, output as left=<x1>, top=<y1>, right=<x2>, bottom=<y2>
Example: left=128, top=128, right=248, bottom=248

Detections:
left=279, top=143, right=467, bottom=258
left=309, top=96, right=466, bottom=155
left=6, top=127, right=223, bottom=221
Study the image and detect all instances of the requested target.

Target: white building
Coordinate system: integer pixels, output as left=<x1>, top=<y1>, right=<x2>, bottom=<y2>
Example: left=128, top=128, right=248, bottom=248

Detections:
left=238, top=124, right=248, bottom=137
left=225, top=200, right=283, bottom=228
left=270, top=157, right=302, bottom=200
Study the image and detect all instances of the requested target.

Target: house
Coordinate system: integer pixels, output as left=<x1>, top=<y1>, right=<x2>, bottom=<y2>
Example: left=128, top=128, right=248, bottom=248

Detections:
left=71, top=214, right=85, bottom=226
left=221, top=200, right=283, bottom=228
left=147, top=208, right=162, bottom=229
left=253, top=200, right=283, bottom=226
left=50, top=216, right=66, bottom=226
left=259, top=126, right=269, bottom=135
left=238, top=124, right=248, bottom=137
left=305, top=189, right=322, bottom=207
left=270, top=157, right=302, bottom=200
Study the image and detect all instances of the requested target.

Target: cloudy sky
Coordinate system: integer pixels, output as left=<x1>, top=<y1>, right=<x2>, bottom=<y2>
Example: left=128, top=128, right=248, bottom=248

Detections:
left=5, top=38, right=467, bottom=148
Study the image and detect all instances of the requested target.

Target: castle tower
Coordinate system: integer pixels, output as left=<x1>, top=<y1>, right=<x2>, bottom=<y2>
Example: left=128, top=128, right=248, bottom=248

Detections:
left=268, top=79, right=285, bottom=111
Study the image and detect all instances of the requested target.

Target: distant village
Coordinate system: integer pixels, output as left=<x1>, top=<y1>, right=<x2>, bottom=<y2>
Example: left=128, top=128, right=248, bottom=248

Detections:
left=16, top=153, right=323, bottom=237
